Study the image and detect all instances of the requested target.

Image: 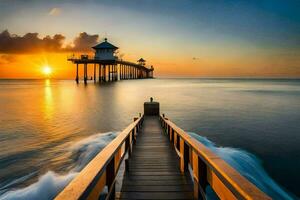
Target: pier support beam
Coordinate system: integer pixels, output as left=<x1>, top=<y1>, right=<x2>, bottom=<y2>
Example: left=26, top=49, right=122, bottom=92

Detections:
left=76, top=63, right=79, bottom=83
left=84, top=63, right=87, bottom=84
left=104, top=65, right=106, bottom=82
left=93, top=64, right=96, bottom=83
left=98, top=64, right=101, bottom=82
left=120, top=64, right=122, bottom=80
left=109, top=65, right=111, bottom=81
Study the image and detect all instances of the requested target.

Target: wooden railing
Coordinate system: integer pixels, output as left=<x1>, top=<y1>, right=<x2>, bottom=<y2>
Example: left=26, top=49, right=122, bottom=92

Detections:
left=55, top=115, right=144, bottom=200
left=160, top=114, right=271, bottom=200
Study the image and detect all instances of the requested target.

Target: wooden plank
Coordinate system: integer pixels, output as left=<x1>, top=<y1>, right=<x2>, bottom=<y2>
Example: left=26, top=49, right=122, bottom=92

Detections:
left=121, top=185, right=193, bottom=192
left=119, top=116, right=193, bottom=199
left=119, top=192, right=193, bottom=200
left=121, top=180, right=192, bottom=186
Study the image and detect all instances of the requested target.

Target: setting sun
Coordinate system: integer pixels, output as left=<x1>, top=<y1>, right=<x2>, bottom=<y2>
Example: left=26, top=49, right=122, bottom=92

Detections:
left=42, top=66, right=52, bottom=76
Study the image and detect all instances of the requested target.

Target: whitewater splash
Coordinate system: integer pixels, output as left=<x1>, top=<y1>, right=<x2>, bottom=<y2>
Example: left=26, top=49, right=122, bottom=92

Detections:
left=0, top=131, right=295, bottom=200
left=0, top=132, right=118, bottom=200
left=188, top=132, right=295, bottom=200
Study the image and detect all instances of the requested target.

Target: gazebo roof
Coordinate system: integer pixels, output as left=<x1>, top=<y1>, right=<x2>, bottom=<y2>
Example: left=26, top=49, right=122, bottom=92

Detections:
left=92, top=38, right=118, bottom=50
left=138, top=58, right=146, bottom=62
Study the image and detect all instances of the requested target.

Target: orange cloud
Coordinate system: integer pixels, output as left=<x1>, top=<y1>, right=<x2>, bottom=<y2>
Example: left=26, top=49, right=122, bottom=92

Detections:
left=0, top=30, right=99, bottom=54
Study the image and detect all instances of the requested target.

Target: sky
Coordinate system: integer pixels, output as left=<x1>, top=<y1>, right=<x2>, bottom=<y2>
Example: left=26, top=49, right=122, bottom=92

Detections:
left=0, top=0, right=299, bottom=78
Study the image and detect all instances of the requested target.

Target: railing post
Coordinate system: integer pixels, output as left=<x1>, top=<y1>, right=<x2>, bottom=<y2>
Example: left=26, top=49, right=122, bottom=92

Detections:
left=180, top=138, right=189, bottom=173
left=197, top=156, right=208, bottom=199
left=180, top=137, right=184, bottom=173
left=125, top=135, right=132, bottom=158
left=174, top=131, right=177, bottom=149
left=134, top=117, right=139, bottom=133
left=192, top=150, right=199, bottom=200
left=106, top=158, right=115, bottom=200
left=170, top=128, right=173, bottom=142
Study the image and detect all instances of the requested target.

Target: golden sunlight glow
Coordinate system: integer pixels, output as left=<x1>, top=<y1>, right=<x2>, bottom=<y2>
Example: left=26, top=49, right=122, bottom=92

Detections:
left=42, top=66, right=52, bottom=76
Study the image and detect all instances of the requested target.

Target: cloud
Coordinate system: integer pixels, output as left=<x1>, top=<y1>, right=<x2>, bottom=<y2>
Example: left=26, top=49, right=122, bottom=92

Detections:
left=48, top=8, right=61, bottom=16
left=70, top=32, right=99, bottom=51
left=0, top=30, right=100, bottom=54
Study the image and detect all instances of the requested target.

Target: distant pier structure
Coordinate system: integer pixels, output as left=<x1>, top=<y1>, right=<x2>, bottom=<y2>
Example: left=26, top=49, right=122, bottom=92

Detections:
left=68, top=38, right=154, bottom=84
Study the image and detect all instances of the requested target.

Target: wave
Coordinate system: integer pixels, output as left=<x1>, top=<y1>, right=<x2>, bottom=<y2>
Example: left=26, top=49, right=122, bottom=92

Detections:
left=188, top=132, right=295, bottom=200
left=0, top=132, right=118, bottom=200
left=1, top=131, right=296, bottom=200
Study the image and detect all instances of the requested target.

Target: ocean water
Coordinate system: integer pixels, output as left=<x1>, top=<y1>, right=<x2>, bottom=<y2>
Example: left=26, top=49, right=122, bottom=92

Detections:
left=0, top=78, right=299, bottom=199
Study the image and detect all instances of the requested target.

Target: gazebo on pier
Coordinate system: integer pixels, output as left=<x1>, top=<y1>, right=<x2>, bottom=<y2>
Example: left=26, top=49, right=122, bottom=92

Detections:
left=68, top=38, right=154, bottom=84
left=137, top=58, right=146, bottom=66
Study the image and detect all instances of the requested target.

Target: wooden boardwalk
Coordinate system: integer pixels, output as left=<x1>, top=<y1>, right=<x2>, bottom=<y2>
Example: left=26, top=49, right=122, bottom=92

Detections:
left=119, top=116, right=194, bottom=200
left=56, top=110, right=271, bottom=200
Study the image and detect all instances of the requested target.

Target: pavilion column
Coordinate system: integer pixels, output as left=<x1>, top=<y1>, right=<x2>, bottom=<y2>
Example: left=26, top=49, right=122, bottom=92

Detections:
left=116, top=64, right=118, bottom=80
left=113, top=64, right=116, bottom=81
left=119, top=64, right=121, bottom=80
left=127, top=65, right=129, bottom=79
left=129, top=66, right=131, bottom=79
left=123, top=65, right=125, bottom=79
left=94, top=64, right=96, bottom=83
left=84, top=63, right=87, bottom=84
left=128, top=65, right=130, bottom=79
left=122, top=64, right=124, bottom=80
left=123, top=65, right=126, bottom=79
left=128, top=66, right=130, bottom=79
left=112, top=65, right=114, bottom=81
left=76, top=63, right=79, bottom=83
left=135, top=68, right=137, bottom=79
left=114, top=64, right=117, bottom=81
left=100, top=65, right=105, bottom=82
left=113, top=64, right=115, bottom=81
left=103, top=65, right=106, bottom=82
left=111, top=64, right=113, bottom=81
left=106, top=65, right=108, bottom=82
left=109, top=65, right=111, bottom=81
left=98, top=64, right=102, bottom=83
left=111, top=65, right=113, bottom=81
left=120, top=64, right=122, bottom=80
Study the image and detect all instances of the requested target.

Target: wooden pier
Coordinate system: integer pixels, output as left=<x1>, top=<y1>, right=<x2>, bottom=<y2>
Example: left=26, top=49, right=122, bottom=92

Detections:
left=119, top=116, right=193, bottom=199
left=68, top=38, right=154, bottom=84
left=55, top=100, right=271, bottom=200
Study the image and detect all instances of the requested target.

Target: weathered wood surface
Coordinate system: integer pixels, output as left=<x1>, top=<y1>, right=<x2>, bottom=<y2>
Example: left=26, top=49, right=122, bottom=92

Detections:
left=119, top=116, right=193, bottom=200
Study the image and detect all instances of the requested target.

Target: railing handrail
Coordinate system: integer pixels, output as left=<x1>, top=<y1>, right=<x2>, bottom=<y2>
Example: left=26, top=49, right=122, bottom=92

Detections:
left=160, top=114, right=271, bottom=200
left=55, top=115, right=144, bottom=200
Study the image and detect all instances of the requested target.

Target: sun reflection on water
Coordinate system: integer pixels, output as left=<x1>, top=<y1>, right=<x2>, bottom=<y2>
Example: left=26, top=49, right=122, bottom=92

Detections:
left=44, top=79, right=53, bottom=120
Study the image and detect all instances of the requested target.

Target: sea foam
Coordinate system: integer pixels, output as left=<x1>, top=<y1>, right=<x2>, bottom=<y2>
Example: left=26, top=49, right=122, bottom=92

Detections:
left=188, top=132, right=295, bottom=200
left=0, top=132, right=118, bottom=200
left=0, top=131, right=295, bottom=200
